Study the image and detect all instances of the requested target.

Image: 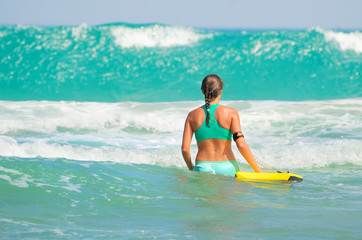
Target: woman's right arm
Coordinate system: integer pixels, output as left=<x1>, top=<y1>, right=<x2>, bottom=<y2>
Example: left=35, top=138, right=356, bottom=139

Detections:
left=181, top=113, right=194, bottom=170
left=230, top=109, right=265, bottom=173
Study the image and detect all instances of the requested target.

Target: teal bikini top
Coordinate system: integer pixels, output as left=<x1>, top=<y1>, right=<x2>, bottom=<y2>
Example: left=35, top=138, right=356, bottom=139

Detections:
left=195, top=104, right=232, bottom=142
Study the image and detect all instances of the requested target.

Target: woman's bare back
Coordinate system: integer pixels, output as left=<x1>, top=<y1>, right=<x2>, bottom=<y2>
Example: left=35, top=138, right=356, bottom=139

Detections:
left=187, top=105, right=238, bottom=162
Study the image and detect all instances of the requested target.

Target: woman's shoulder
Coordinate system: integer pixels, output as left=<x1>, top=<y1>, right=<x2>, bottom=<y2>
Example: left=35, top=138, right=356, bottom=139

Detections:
left=217, top=104, right=238, bottom=115
left=187, top=106, right=205, bottom=119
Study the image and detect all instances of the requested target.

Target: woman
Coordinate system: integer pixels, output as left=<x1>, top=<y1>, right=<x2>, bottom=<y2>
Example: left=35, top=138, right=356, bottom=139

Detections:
left=181, top=74, right=265, bottom=176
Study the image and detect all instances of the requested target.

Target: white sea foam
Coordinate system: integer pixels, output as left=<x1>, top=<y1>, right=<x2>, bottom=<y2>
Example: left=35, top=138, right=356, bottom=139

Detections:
left=0, top=101, right=191, bottom=135
left=316, top=27, right=362, bottom=53
left=253, top=139, right=362, bottom=169
left=0, top=218, right=38, bottom=226
left=0, top=134, right=360, bottom=169
left=0, top=99, right=361, bottom=169
left=111, top=25, right=211, bottom=48
left=0, top=136, right=184, bottom=166
left=71, top=23, right=89, bottom=40
left=0, top=166, right=33, bottom=188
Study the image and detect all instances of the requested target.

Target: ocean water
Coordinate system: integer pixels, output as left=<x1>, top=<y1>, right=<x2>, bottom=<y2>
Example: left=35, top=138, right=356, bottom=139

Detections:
left=0, top=23, right=362, bottom=239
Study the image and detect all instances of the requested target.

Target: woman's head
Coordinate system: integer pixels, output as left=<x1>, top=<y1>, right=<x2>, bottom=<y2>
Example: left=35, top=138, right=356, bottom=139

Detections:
left=201, top=74, right=224, bottom=99
left=201, top=74, right=224, bottom=127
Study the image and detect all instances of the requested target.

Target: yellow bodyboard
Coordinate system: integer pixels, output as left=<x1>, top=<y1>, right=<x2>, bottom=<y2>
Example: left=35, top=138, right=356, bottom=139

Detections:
left=235, top=171, right=303, bottom=182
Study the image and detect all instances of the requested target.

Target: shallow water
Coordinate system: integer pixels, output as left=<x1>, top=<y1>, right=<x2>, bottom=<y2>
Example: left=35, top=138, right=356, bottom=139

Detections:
left=1, top=157, right=361, bottom=239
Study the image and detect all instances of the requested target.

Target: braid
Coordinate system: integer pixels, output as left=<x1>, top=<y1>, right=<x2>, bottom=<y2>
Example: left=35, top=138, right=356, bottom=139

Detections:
left=205, top=91, right=211, bottom=127
left=201, top=74, right=224, bottom=128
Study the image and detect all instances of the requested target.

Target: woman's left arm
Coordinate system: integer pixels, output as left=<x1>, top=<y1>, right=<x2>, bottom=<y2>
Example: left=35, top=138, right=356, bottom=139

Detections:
left=230, top=108, right=266, bottom=173
left=181, top=114, right=194, bottom=170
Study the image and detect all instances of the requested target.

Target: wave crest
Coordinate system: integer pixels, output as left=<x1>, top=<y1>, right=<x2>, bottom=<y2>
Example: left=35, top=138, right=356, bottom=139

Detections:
left=315, top=27, right=362, bottom=53
left=110, top=25, right=211, bottom=48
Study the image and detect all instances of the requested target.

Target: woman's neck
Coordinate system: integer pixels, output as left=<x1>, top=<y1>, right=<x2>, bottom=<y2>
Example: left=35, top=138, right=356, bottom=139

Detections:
left=210, top=98, right=220, bottom=105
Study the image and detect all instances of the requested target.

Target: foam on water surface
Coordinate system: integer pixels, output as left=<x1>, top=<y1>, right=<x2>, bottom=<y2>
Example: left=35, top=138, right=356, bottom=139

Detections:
left=316, top=27, right=362, bottom=53
left=110, top=25, right=211, bottom=48
left=0, top=99, right=361, bottom=169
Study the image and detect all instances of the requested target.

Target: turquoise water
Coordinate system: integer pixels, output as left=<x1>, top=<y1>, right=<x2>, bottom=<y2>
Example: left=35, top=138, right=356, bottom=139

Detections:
left=1, top=158, right=361, bottom=239
left=1, top=23, right=362, bottom=239
left=1, top=157, right=361, bottom=239
left=1, top=24, right=361, bottom=101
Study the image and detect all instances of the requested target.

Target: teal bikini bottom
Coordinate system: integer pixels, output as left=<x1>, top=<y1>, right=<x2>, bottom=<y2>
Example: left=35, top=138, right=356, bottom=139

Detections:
left=193, top=160, right=239, bottom=176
